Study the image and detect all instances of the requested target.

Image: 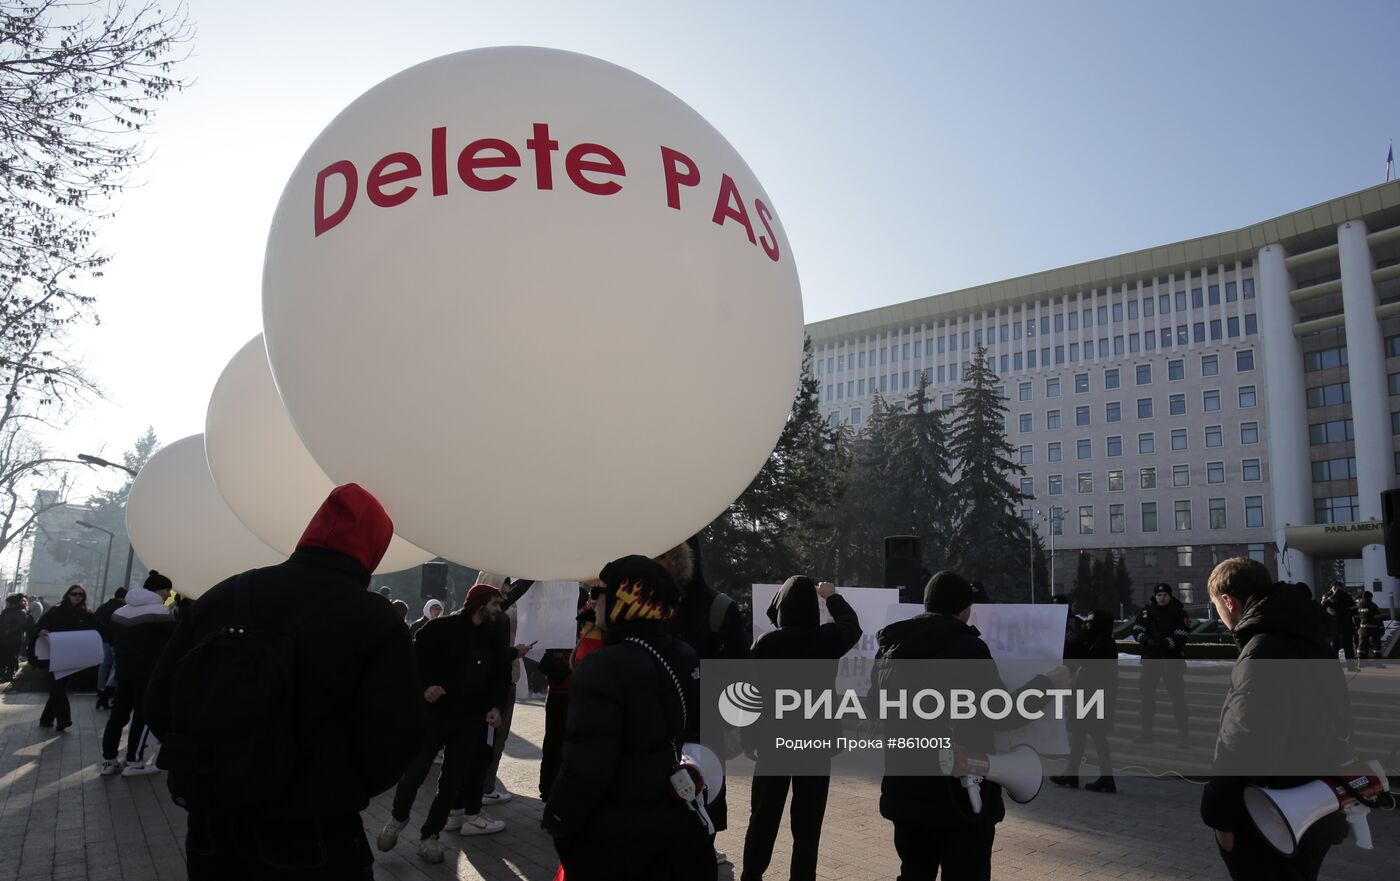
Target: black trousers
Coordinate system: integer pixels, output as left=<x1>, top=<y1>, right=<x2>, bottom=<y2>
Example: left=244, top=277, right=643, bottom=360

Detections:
left=741, top=772, right=831, bottom=881
left=892, top=818, right=995, bottom=881
left=40, top=671, right=71, bottom=725
left=102, top=676, right=152, bottom=761
left=186, top=812, right=372, bottom=880
left=1217, top=820, right=1333, bottom=881
left=1065, top=722, right=1112, bottom=778
left=1358, top=629, right=1384, bottom=661
left=390, top=714, right=487, bottom=838
left=539, top=692, right=569, bottom=799
left=1332, top=630, right=1356, bottom=661
left=1138, top=659, right=1187, bottom=737
left=0, top=641, right=20, bottom=680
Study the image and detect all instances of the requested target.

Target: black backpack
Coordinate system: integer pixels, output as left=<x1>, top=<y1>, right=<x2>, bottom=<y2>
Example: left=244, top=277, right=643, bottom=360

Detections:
left=158, top=573, right=303, bottom=812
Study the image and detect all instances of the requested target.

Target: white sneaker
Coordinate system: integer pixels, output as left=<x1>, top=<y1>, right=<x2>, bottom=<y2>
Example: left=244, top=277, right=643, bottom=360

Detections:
left=121, top=761, right=160, bottom=777
left=482, top=786, right=514, bottom=804
left=417, top=834, right=444, bottom=864
left=443, top=809, right=465, bottom=831
left=457, top=812, right=505, bottom=835
left=377, top=818, right=406, bottom=852
left=98, top=759, right=123, bottom=776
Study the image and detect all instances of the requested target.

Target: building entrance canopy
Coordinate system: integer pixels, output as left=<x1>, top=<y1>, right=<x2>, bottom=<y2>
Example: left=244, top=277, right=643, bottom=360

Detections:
left=1284, top=521, right=1385, bottom=556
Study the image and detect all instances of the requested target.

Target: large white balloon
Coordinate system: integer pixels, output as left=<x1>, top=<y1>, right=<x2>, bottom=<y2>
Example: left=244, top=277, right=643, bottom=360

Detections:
left=126, top=435, right=284, bottom=599
left=205, top=334, right=435, bottom=574
left=262, top=47, right=803, bottom=579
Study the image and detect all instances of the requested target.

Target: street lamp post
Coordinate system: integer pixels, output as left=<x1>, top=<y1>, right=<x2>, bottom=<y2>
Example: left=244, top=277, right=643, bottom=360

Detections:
left=78, top=453, right=140, bottom=593
left=75, top=521, right=114, bottom=604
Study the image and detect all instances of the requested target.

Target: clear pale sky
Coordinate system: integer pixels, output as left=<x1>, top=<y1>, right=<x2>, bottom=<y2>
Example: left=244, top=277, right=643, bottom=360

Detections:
left=55, top=0, right=1400, bottom=491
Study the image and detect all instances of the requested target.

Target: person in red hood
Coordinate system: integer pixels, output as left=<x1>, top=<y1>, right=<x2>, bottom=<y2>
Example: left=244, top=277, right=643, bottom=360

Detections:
left=144, top=484, right=425, bottom=881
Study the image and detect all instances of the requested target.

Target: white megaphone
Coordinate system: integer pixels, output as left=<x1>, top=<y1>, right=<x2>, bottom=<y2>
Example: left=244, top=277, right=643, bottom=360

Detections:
left=938, top=744, right=1043, bottom=814
left=1244, top=761, right=1391, bottom=854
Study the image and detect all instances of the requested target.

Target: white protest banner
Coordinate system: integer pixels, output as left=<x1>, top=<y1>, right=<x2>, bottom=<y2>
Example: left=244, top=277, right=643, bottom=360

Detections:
left=752, top=584, right=895, bottom=695
left=513, top=581, right=581, bottom=660
left=34, top=630, right=104, bottom=680
left=883, top=602, right=1070, bottom=754
left=969, top=604, right=1069, bottom=755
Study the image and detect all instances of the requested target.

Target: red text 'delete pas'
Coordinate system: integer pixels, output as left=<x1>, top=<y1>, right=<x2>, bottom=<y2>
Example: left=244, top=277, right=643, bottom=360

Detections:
left=313, top=122, right=781, bottom=263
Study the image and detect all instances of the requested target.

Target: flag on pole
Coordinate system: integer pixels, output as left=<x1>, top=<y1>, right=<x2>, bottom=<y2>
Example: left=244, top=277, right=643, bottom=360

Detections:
left=1388, top=143, right=1394, bottom=183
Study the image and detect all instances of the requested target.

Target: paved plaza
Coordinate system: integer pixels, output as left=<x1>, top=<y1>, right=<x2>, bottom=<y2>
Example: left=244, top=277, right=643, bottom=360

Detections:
left=0, top=686, right=1395, bottom=881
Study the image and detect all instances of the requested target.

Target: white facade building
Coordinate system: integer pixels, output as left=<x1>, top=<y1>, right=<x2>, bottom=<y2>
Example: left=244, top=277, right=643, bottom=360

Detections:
left=808, top=181, right=1400, bottom=609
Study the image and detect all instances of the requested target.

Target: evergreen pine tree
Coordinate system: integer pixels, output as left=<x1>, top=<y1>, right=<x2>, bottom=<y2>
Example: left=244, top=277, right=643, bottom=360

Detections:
left=1111, top=552, right=1135, bottom=618
left=948, top=346, right=1029, bottom=595
left=882, top=374, right=955, bottom=572
left=823, top=393, right=902, bottom=585
left=703, top=337, right=844, bottom=604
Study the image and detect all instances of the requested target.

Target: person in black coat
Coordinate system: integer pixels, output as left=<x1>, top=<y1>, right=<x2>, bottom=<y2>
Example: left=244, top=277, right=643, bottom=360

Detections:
left=92, top=587, right=126, bottom=709
left=378, top=583, right=520, bottom=862
left=872, top=571, right=1069, bottom=881
left=741, top=576, right=861, bottom=881
left=546, top=555, right=717, bottom=881
left=1050, top=609, right=1119, bottom=793
left=0, top=594, right=33, bottom=682
left=1321, top=581, right=1357, bottom=666
left=1201, top=562, right=1354, bottom=881
left=657, top=535, right=749, bottom=851
left=144, top=484, right=425, bottom=881
left=1131, top=582, right=1191, bottom=746
left=31, top=583, right=98, bottom=730
left=100, top=573, right=177, bottom=776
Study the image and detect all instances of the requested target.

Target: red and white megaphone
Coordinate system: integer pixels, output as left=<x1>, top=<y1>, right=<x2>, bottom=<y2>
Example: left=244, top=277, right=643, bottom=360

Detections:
left=1244, top=761, right=1391, bottom=854
left=938, top=744, right=1043, bottom=814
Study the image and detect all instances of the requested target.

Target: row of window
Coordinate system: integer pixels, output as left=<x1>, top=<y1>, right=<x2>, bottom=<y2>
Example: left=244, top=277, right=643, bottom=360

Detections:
left=1034, top=496, right=1265, bottom=535
left=1016, top=386, right=1257, bottom=431
left=1018, top=423, right=1260, bottom=462
left=1020, top=460, right=1263, bottom=497
left=1014, top=352, right=1254, bottom=401
left=817, top=311, right=1259, bottom=376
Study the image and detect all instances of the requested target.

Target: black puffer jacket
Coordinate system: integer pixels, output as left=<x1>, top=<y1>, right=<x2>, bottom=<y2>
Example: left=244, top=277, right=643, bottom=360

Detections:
left=545, top=619, right=714, bottom=881
left=28, top=601, right=97, bottom=665
left=872, top=613, right=1051, bottom=824
left=93, top=597, right=124, bottom=642
left=145, top=486, right=425, bottom=818
left=1200, top=584, right=1353, bottom=834
left=1131, top=597, right=1190, bottom=659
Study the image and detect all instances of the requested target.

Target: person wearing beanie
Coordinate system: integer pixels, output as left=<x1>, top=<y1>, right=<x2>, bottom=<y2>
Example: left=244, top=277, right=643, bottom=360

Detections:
left=410, top=597, right=444, bottom=637
left=144, top=484, right=425, bottom=881
left=742, top=576, right=861, bottom=881
left=655, top=535, right=748, bottom=860
left=100, top=573, right=176, bottom=776
left=1321, top=581, right=1358, bottom=669
left=1130, top=582, right=1192, bottom=746
left=378, top=582, right=530, bottom=862
left=545, top=555, right=717, bottom=881
left=93, top=586, right=129, bottom=710
left=871, top=569, right=1071, bottom=881
left=1356, top=590, right=1386, bottom=667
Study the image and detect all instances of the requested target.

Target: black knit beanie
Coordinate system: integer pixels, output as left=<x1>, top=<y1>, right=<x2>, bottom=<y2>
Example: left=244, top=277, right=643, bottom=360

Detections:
left=144, top=570, right=173, bottom=594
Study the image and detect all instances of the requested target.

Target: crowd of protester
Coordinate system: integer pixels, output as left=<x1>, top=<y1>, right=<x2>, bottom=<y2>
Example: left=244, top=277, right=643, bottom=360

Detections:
left=0, top=483, right=1385, bottom=881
